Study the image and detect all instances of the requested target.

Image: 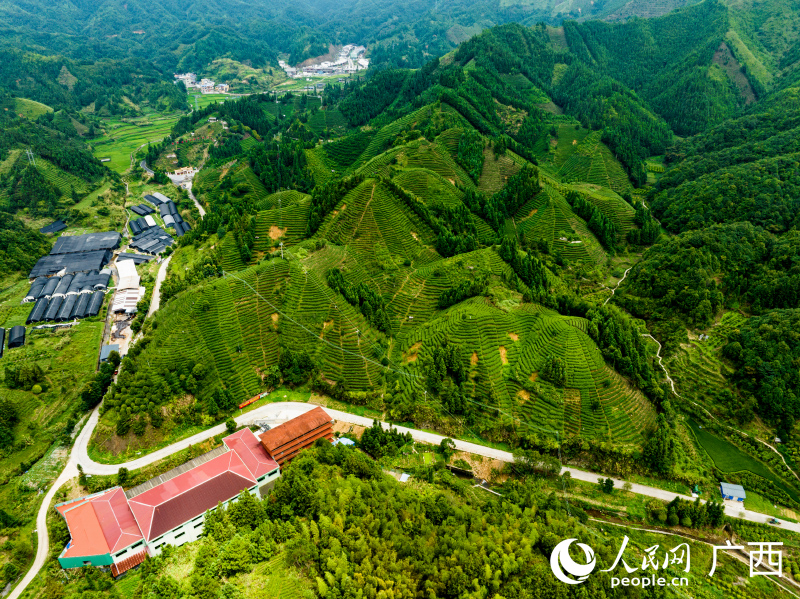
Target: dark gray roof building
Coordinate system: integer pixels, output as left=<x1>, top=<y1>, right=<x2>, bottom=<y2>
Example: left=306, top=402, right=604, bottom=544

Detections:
left=27, top=297, right=49, bottom=324
left=51, top=232, right=121, bottom=255
left=25, top=278, right=48, bottom=302
left=28, top=250, right=112, bottom=278
left=86, top=291, right=105, bottom=317
left=116, top=254, right=154, bottom=265
left=7, top=326, right=25, bottom=349
left=44, top=296, right=63, bottom=321
left=40, top=220, right=67, bottom=235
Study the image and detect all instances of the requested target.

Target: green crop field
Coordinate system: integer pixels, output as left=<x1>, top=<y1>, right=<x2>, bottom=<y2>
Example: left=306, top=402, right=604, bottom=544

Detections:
left=92, top=115, right=181, bottom=172
left=687, top=420, right=800, bottom=502
left=567, top=183, right=636, bottom=241
left=514, top=185, right=606, bottom=267
left=14, top=97, right=53, bottom=119
left=188, top=93, right=237, bottom=110
left=36, top=157, right=95, bottom=196
left=552, top=124, right=590, bottom=168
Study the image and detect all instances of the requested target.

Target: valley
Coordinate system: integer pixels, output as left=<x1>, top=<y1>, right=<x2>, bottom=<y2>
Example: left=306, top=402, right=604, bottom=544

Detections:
left=2, top=0, right=800, bottom=597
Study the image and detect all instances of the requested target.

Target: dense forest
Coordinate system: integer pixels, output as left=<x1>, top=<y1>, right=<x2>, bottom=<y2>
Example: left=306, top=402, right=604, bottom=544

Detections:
left=725, top=309, right=800, bottom=438
left=618, top=222, right=800, bottom=325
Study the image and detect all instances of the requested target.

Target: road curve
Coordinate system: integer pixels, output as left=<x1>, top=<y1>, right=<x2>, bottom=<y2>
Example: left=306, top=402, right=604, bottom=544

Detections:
left=11, top=401, right=797, bottom=598
left=73, top=401, right=800, bottom=534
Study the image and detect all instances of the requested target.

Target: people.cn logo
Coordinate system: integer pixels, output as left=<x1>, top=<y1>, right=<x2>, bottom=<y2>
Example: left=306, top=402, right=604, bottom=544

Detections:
left=550, top=539, right=597, bottom=584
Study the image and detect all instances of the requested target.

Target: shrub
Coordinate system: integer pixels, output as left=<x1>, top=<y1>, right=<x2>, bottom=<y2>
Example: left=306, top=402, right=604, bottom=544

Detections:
left=31, top=385, right=42, bottom=395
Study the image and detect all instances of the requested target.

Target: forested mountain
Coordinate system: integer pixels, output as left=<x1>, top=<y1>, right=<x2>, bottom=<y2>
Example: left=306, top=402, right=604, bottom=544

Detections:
left=7, top=4, right=800, bottom=596
left=0, top=0, right=702, bottom=72
left=652, top=86, right=800, bottom=233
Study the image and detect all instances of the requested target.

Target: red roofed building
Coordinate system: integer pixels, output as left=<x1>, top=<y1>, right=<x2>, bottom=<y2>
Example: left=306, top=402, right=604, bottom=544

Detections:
left=56, top=429, right=280, bottom=567
left=56, top=487, right=145, bottom=569
left=224, top=427, right=281, bottom=493
left=259, top=406, right=334, bottom=465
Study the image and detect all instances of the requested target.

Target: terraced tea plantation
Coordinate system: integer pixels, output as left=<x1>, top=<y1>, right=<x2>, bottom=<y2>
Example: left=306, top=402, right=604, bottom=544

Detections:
left=115, top=99, right=665, bottom=450
left=559, top=132, right=632, bottom=195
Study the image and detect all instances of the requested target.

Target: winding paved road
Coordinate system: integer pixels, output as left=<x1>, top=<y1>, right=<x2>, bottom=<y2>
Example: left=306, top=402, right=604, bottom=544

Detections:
left=10, top=401, right=797, bottom=598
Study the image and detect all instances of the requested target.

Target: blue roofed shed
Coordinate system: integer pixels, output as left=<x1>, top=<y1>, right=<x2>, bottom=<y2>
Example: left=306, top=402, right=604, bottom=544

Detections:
left=720, top=482, right=746, bottom=502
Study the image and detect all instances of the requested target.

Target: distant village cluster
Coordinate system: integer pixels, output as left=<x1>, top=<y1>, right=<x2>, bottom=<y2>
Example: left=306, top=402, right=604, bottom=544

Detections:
left=173, top=73, right=230, bottom=94
left=279, top=44, right=369, bottom=80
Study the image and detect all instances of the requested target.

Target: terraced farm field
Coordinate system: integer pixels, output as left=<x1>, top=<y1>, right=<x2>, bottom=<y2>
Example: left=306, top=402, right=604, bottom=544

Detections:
left=514, top=184, right=606, bottom=267
left=189, top=93, right=236, bottom=109
left=558, top=132, right=632, bottom=195
left=401, top=140, right=475, bottom=189
left=316, top=179, right=439, bottom=273
left=394, top=301, right=655, bottom=446
left=322, top=131, right=376, bottom=170
left=567, top=183, right=637, bottom=241
left=36, top=158, right=96, bottom=196
left=308, top=108, right=349, bottom=137
left=92, top=116, right=180, bottom=172
left=252, top=197, right=313, bottom=252
left=553, top=124, right=590, bottom=168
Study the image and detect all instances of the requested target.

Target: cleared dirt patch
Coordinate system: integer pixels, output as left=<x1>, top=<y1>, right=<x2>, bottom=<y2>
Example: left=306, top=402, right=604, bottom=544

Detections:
left=529, top=372, right=538, bottom=382
left=451, top=450, right=506, bottom=481
left=471, top=351, right=479, bottom=366
left=508, top=332, right=519, bottom=341
left=410, top=231, right=419, bottom=241
left=320, top=319, right=333, bottom=338
left=713, top=42, right=756, bottom=104
left=516, top=389, right=530, bottom=404
left=499, top=346, right=508, bottom=365
left=405, top=341, right=422, bottom=363
left=271, top=313, right=279, bottom=329
left=333, top=420, right=366, bottom=439
left=269, top=225, right=287, bottom=240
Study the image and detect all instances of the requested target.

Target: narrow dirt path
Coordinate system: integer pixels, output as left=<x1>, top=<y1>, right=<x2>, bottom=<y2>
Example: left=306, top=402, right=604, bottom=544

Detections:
left=642, top=332, right=800, bottom=483
left=603, top=267, right=631, bottom=306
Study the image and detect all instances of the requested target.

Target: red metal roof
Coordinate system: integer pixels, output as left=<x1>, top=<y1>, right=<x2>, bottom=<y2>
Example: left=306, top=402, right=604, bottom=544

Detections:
left=57, top=488, right=143, bottom=558
left=111, top=549, right=147, bottom=577
left=128, top=451, right=256, bottom=541
left=223, top=428, right=279, bottom=479
left=259, top=407, right=333, bottom=453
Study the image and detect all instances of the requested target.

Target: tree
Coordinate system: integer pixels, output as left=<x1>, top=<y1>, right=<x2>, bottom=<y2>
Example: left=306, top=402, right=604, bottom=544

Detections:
left=512, top=448, right=560, bottom=477
left=439, top=438, right=456, bottom=461
left=217, top=534, right=253, bottom=576
left=226, top=419, right=237, bottom=435
left=107, top=351, right=121, bottom=368
left=600, top=477, right=614, bottom=494
left=117, top=467, right=129, bottom=486
left=643, top=414, right=675, bottom=474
